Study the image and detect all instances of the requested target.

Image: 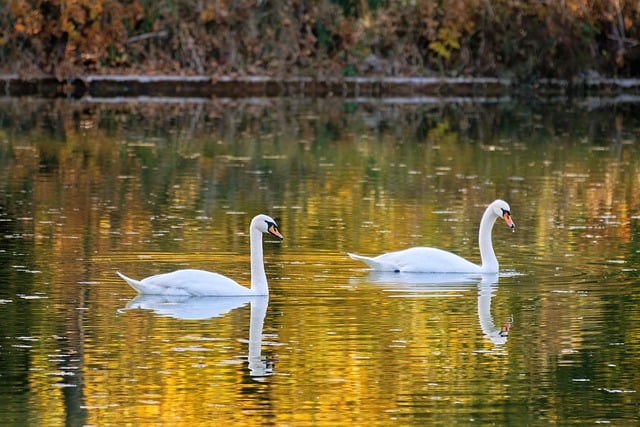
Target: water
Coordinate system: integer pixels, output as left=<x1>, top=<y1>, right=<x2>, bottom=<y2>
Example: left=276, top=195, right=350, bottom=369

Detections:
left=0, top=97, right=639, bottom=425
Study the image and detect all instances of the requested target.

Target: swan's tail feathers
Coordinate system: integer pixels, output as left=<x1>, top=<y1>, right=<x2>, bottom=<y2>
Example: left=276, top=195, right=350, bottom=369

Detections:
left=116, top=271, right=145, bottom=293
left=347, top=252, right=397, bottom=272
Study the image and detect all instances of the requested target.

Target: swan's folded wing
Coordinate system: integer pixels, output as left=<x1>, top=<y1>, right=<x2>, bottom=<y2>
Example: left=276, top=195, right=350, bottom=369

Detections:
left=348, top=252, right=400, bottom=271
left=350, top=248, right=481, bottom=273
left=390, top=247, right=481, bottom=273
left=139, top=269, right=247, bottom=296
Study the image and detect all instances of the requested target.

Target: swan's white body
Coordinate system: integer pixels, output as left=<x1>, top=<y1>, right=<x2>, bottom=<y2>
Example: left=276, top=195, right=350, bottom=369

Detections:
left=348, top=199, right=514, bottom=274
left=117, top=214, right=283, bottom=296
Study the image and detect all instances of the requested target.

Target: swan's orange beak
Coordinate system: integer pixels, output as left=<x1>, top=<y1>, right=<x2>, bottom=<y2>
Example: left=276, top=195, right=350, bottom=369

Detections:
left=268, top=224, right=284, bottom=240
left=503, top=211, right=515, bottom=229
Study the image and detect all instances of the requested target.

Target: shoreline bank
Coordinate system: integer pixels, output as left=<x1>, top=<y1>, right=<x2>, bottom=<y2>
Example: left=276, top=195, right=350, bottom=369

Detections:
left=4, top=75, right=640, bottom=99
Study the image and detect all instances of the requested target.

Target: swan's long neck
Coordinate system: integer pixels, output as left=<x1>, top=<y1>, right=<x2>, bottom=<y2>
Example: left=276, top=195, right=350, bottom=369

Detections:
left=250, top=226, right=269, bottom=295
left=478, top=206, right=499, bottom=273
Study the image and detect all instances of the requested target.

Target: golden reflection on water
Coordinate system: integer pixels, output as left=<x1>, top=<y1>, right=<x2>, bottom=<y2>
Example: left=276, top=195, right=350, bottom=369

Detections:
left=0, top=98, right=639, bottom=425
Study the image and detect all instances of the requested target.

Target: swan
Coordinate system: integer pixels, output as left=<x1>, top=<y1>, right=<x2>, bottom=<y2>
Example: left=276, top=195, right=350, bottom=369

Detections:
left=116, top=214, right=283, bottom=296
left=348, top=199, right=514, bottom=273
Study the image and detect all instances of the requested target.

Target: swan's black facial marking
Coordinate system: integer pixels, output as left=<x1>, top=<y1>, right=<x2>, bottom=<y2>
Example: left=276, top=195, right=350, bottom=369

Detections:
left=266, top=220, right=284, bottom=240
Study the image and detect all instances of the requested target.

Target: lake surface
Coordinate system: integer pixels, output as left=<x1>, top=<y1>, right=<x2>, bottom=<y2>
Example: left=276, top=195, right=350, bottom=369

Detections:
left=0, top=96, right=639, bottom=426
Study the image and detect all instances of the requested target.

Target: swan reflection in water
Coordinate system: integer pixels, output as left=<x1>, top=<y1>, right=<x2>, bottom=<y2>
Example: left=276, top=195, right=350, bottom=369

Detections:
left=355, top=272, right=513, bottom=346
left=122, top=295, right=273, bottom=377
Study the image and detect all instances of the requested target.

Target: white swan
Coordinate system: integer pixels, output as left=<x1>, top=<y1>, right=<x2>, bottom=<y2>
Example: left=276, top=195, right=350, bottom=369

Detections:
left=348, top=199, right=514, bottom=273
left=117, top=214, right=283, bottom=296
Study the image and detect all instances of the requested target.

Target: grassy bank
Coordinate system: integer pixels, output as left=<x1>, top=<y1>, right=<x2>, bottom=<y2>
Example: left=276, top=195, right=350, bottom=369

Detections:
left=2, top=0, right=639, bottom=82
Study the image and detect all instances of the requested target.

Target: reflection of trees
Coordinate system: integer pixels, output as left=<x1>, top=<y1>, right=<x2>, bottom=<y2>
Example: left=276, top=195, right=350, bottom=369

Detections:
left=1, top=98, right=640, bottom=424
left=2, top=97, right=639, bottom=298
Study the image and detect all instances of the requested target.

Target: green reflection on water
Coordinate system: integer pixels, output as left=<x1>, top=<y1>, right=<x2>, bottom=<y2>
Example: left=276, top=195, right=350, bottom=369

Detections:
left=0, top=98, right=639, bottom=426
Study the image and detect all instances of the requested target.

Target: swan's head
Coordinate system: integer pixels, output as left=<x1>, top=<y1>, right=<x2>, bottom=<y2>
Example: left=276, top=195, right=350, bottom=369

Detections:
left=491, top=200, right=515, bottom=230
left=251, top=214, right=284, bottom=240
